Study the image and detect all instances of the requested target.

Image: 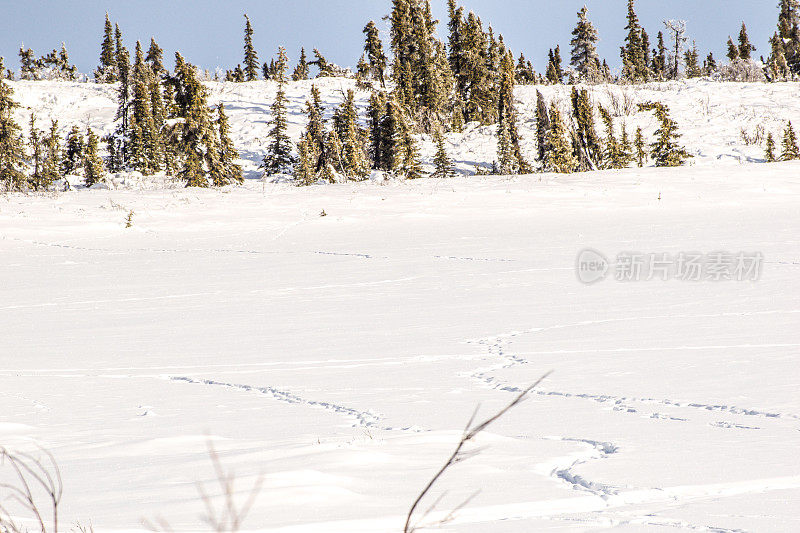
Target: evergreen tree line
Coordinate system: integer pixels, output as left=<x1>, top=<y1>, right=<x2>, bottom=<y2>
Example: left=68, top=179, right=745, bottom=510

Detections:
left=16, top=43, right=78, bottom=81
left=0, top=75, right=104, bottom=192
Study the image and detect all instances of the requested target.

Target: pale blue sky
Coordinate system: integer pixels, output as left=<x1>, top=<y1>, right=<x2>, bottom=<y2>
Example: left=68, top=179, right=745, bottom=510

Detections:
left=0, top=1, right=777, bottom=76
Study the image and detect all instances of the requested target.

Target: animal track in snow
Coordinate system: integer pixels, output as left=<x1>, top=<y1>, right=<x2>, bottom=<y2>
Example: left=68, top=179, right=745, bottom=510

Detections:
left=168, top=376, right=421, bottom=432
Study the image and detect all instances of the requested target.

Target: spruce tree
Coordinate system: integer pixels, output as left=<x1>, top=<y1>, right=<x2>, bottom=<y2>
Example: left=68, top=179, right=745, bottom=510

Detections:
left=0, top=78, right=26, bottom=191
left=332, top=89, right=369, bottom=180
left=19, top=46, right=39, bottom=81
left=367, top=91, right=388, bottom=170
left=297, top=84, right=329, bottom=180
left=41, top=120, right=63, bottom=188
left=571, top=87, right=601, bottom=171
left=684, top=42, right=701, bottom=78
left=738, top=23, right=756, bottom=61
left=620, top=124, right=633, bottom=167
left=146, top=38, right=165, bottom=78
left=293, top=138, right=316, bottom=186
left=363, top=21, right=387, bottom=87
left=398, top=122, right=423, bottom=179
left=781, top=121, right=799, bottom=160
left=311, top=49, right=332, bottom=77
left=638, top=102, right=690, bottom=167
left=765, top=132, right=777, bottom=162
left=652, top=31, right=667, bottom=79
left=213, top=103, right=243, bottom=185
left=704, top=52, right=718, bottom=75
left=431, top=124, right=455, bottom=178
left=635, top=127, right=647, bottom=167
left=570, top=6, right=600, bottom=82
left=129, top=41, right=159, bottom=175
left=83, top=127, right=106, bottom=186
left=598, top=105, right=622, bottom=169
left=62, top=125, right=85, bottom=175
left=621, top=0, right=645, bottom=81
left=95, top=13, right=117, bottom=82
left=497, top=50, right=529, bottom=173
left=243, top=14, right=259, bottom=81
left=113, top=24, right=131, bottom=167
left=546, top=49, right=561, bottom=84
left=776, top=0, right=800, bottom=74
left=169, top=53, right=218, bottom=187
left=535, top=90, right=550, bottom=161
left=544, top=102, right=576, bottom=173
left=727, top=37, right=740, bottom=61
left=292, top=48, right=309, bottom=81
left=263, top=47, right=296, bottom=176
left=28, top=114, right=43, bottom=189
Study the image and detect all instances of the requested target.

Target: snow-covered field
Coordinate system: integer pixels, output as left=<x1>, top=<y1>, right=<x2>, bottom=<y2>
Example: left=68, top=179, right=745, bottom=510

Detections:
left=2, top=80, right=800, bottom=532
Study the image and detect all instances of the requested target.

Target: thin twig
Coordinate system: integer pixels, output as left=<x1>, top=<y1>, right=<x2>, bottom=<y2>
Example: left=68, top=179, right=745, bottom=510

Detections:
left=403, top=371, right=552, bottom=533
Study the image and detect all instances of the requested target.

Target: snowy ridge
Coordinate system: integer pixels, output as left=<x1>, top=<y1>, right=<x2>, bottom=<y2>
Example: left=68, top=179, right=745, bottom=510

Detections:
left=8, top=78, right=800, bottom=188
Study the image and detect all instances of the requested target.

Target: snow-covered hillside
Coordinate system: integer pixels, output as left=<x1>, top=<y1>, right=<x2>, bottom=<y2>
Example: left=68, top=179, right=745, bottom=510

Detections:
left=2, top=80, right=800, bottom=533
left=8, top=78, right=800, bottom=185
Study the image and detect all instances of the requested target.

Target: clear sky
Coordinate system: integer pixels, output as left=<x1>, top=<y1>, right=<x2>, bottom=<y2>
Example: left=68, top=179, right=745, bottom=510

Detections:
left=0, top=1, right=777, bottom=77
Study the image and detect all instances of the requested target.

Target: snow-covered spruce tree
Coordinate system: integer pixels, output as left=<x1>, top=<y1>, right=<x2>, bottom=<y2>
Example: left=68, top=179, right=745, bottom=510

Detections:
left=535, top=90, right=550, bottom=162
left=129, top=41, right=160, bottom=175
left=292, top=48, right=309, bottom=81
left=635, top=127, right=647, bottom=167
left=83, top=127, right=106, bottom=187
left=111, top=24, right=131, bottom=169
left=546, top=47, right=563, bottom=84
left=621, top=0, right=646, bottom=82
left=684, top=42, right=701, bottom=78
left=620, top=124, right=633, bottom=167
left=363, top=21, right=387, bottom=87
left=496, top=50, right=529, bottom=174
left=397, top=120, right=423, bottom=180
left=738, top=23, right=756, bottom=61
left=640, top=28, right=652, bottom=81
left=0, top=77, right=27, bottom=192
left=19, top=46, right=40, bottom=81
left=704, top=53, right=718, bottom=76
left=775, top=0, right=800, bottom=75
left=243, top=14, right=259, bottom=81
left=765, top=132, right=777, bottom=163
left=310, top=49, right=333, bottom=78
left=62, top=125, right=85, bottom=176
left=212, top=103, right=243, bottom=186
left=544, top=102, right=576, bottom=174
left=366, top=91, right=388, bottom=170
left=598, top=105, right=623, bottom=169
left=296, top=85, right=329, bottom=182
left=570, top=87, right=601, bottom=171
left=431, top=124, right=455, bottom=178
left=27, top=115, right=43, bottom=189
left=146, top=38, right=166, bottom=78
left=638, top=102, right=690, bottom=167
left=333, top=89, right=369, bottom=180
left=391, top=0, right=452, bottom=125
left=168, top=53, right=220, bottom=187
left=262, top=47, right=295, bottom=177
left=570, top=6, right=600, bottom=83
left=652, top=31, right=667, bottom=80
left=41, top=120, right=63, bottom=188
left=782, top=121, right=800, bottom=160
left=293, top=138, right=315, bottom=186
left=94, top=14, right=117, bottom=82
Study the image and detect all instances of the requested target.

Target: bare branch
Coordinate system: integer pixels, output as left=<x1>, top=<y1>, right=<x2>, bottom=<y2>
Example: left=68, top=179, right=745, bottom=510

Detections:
left=403, top=372, right=552, bottom=533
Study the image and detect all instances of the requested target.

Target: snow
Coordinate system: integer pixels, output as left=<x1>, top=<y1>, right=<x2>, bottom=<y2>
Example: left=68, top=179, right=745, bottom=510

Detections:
left=2, top=78, right=800, bottom=532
